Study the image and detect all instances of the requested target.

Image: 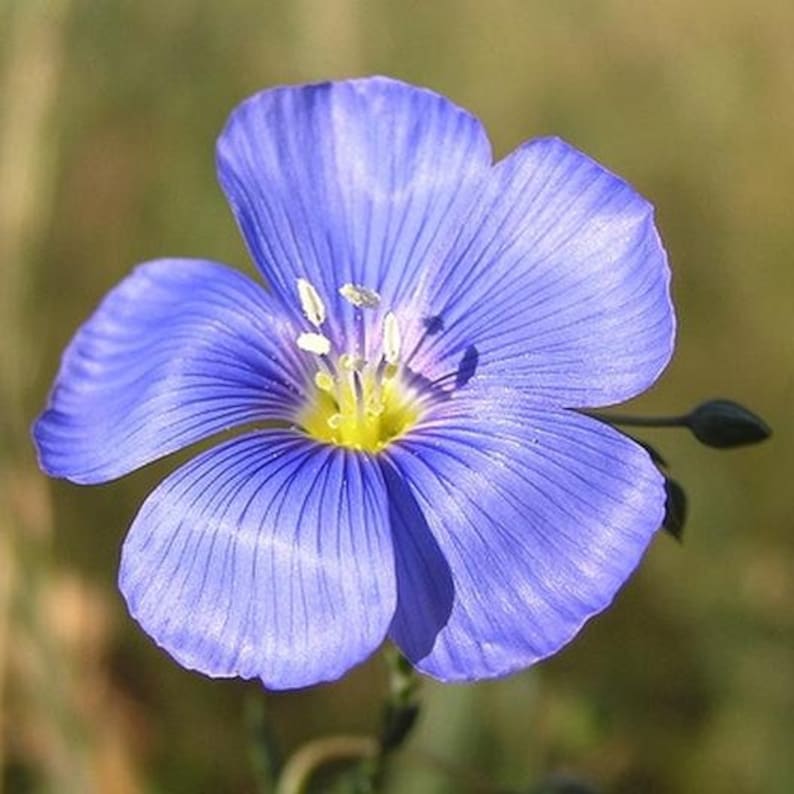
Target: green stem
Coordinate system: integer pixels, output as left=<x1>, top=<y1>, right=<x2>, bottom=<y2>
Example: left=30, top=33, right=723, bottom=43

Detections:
left=273, top=648, right=421, bottom=794
left=246, top=693, right=283, bottom=793
left=582, top=409, right=689, bottom=428
left=274, top=735, right=379, bottom=794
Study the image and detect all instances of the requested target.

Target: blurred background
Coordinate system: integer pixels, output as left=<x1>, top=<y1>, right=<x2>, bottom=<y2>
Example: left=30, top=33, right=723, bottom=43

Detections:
left=1, top=1, right=791, bottom=792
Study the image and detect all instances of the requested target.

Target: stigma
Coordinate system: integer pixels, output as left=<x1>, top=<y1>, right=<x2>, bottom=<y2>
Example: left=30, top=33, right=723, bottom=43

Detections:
left=293, top=278, right=420, bottom=452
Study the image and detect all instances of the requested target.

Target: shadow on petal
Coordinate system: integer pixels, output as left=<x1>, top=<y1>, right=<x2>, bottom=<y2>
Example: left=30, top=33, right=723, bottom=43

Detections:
left=422, top=314, right=445, bottom=335
left=382, top=461, right=454, bottom=661
left=455, top=344, right=479, bottom=389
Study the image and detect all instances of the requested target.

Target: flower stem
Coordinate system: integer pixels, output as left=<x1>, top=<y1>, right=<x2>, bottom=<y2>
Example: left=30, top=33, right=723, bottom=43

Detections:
left=582, top=410, right=689, bottom=428
left=275, top=735, right=379, bottom=794
left=584, top=400, right=771, bottom=449
left=378, top=647, right=421, bottom=753
left=246, top=693, right=283, bottom=793
left=273, top=649, right=421, bottom=794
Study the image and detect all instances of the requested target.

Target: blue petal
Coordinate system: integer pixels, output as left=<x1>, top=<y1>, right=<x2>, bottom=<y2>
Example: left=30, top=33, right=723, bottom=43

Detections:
left=385, top=394, right=665, bottom=681
left=119, top=430, right=395, bottom=689
left=381, top=462, right=455, bottom=660
left=216, top=76, right=491, bottom=348
left=33, top=259, right=306, bottom=484
left=411, top=137, right=675, bottom=408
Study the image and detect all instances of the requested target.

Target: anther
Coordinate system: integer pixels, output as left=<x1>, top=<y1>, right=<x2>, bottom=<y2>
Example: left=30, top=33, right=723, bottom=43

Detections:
left=383, top=363, right=399, bottom=380
left=297, top=278, right=326, bottom=327
left=339, top=283, right=381, bottom=309
left=383, top=312, right=401, bottom=365
left=339, top=353, right=365, bottom=372
left=297, top=332, right=331, bottom=356
left=314, top=371, right=334, bottom=392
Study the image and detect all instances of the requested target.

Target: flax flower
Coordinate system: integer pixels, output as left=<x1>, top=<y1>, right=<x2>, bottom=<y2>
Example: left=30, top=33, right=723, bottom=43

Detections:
left=34, top=77, right=675, bottom=688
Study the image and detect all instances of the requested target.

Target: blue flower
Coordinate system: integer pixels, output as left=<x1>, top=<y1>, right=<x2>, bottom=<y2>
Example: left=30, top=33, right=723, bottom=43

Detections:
left=33, top=77, right=675, bottom=689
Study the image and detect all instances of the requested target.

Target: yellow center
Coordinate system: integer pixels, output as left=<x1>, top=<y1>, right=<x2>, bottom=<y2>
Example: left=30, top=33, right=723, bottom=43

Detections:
left=299, top=361, right=420, bottom=452
left=292, top=279, right=421, bottom=452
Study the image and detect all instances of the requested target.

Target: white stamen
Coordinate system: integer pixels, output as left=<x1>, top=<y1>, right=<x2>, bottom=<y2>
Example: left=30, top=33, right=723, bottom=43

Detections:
left=297, top=278, right=326, bottom=327
left=297, top=332, right=331, bottom=356
left=339, top=283, right=381, bottom=309
left=383, top=312, right=401, bottom=365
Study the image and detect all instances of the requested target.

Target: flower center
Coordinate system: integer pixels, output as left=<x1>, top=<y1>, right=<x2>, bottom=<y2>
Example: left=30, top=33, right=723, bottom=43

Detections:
left=293, top=279, right=421, bottom=452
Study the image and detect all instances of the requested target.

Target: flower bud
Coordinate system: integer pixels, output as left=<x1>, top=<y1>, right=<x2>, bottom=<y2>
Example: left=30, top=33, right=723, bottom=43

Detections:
left=686, top=399, right=771, bottom=449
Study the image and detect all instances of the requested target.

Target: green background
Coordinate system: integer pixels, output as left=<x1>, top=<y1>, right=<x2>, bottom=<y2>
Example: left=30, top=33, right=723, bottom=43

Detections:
left=1, top=1, right=791, bottom=792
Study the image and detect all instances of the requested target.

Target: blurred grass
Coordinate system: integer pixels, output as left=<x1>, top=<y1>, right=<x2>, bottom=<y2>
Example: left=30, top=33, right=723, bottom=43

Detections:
left=1, top=1, right=791, bottom=792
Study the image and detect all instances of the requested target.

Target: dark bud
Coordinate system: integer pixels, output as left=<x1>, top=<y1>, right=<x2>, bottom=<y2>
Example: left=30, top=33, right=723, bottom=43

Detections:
left=662, top=478, right=687, bottom=541
left=686, top=399, right=771, bottom=449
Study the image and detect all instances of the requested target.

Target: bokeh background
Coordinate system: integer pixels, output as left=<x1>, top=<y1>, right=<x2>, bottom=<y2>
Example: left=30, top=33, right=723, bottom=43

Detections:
left=1, top=1, right=791, bottom=792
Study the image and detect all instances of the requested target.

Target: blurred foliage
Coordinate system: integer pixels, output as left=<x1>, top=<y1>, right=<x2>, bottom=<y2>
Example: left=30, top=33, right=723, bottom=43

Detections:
left=1, top=1, right=791, bottom=793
